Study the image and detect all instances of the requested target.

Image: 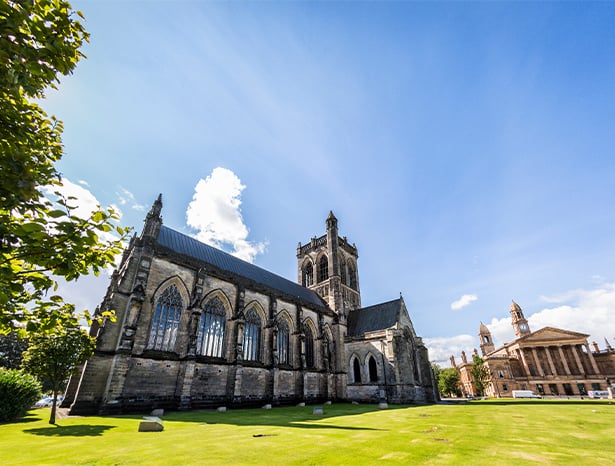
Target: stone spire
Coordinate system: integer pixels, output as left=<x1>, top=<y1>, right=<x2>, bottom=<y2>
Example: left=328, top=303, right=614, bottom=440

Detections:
left=142, top=194, right=163, bottom=241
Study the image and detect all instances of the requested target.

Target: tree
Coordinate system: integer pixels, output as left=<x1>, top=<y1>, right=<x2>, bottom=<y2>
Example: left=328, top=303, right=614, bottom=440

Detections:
left=438, top=367, right=462, bottom=397
left=0, top=0, right=128, bottom=333
left=471, top=354, right=491, bottom=397
left=21, top=326, right=95, bottom=424
left=431, top=363, right=442, bottom=384
left=0, top=331, right=29, bottom=369
left=0, top=367, right=41, bottom=422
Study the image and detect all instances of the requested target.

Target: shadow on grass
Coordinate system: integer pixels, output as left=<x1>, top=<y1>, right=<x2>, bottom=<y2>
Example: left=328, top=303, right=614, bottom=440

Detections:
left=24, top=424, right=116, bottom=437
left=103, top=403, right=416, bottom=432
left=4, top=413, right=42, bottom=425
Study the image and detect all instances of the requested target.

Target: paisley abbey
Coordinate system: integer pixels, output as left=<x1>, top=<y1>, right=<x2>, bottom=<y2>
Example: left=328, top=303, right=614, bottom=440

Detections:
left=65, top=196, right=437, bottom=414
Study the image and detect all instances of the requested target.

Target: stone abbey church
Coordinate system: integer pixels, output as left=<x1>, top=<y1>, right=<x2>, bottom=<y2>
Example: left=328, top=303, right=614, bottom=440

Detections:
left=65, top=196, right=437, bottom=414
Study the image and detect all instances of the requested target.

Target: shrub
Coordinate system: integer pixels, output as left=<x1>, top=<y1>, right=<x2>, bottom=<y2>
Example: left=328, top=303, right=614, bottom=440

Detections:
left=0, top=368, right=42, bottom=422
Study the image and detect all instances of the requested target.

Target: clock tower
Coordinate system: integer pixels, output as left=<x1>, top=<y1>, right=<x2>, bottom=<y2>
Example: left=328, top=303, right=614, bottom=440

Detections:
left=510, top=301, right=531, bottom=337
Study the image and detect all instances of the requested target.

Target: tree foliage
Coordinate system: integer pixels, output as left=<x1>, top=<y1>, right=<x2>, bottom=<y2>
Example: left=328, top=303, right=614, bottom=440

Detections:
left=21, top=326, right=95, bottom=424
left=431, top=363, right=442, bottom=382
left=0, top=331, right=29, bottom=369
left=471, top=354, right=491, bottom=397
left=0, top=367, right=42, bottom=422
left=438, top=367, right=462, bottom=397
left=0, top=0, right=128, bottom=332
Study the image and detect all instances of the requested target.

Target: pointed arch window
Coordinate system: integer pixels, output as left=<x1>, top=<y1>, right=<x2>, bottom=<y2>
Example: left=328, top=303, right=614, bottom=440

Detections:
left=318, top=255, right=329, bottom=283
left=277, top=319, right=290, bottom=365
left=196, top=297, right=226, bottom=358
left=353, top=357, right=361, bottom=383
left=348, top=263, right=357, bottom=290
left=303, top=263, right=314, bottom=287
left=368, top=356, right=378, bottom=382
left=340, top=257, right=347, bottom=285
left=304, top=325, right=315, bottom=368
left=243, top=308, right=261, bottom=361
left=148, top=284, right=183, bottom=351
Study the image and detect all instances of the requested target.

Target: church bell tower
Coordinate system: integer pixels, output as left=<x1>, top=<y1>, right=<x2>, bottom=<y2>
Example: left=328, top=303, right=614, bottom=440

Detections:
left=510, top=301, right=531, bottom=338
left=296, top=212, right=361, bottom=316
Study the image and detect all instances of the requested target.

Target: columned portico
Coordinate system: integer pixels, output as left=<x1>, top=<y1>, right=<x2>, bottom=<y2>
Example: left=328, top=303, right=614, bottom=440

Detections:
left=571, top=345, right=584, bottom=375
left=545, top=346, right=558, bottom=376
left=531, top=348, right=545, bottom=376
left=557, top=345, right=572, bottom=375
left=585, top=344, right=601, bottom=374
left=517, top=348, right=531, bottom=377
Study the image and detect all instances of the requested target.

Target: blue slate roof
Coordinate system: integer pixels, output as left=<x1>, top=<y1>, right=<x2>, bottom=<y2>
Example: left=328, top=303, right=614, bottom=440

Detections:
left=156, top=225, right=325, bottom=308
left=347, top=299, right=401, bottom=336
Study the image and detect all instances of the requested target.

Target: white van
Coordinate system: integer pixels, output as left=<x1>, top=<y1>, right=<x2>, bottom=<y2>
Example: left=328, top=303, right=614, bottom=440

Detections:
left=587, top=390, right=609, bottom=399
left=512, top=390, right=541, bottom=399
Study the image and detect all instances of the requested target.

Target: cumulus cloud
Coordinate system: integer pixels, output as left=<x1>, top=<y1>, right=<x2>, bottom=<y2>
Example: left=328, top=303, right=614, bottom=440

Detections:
left=436, top=283, right=615, bottom=367
left=116, top=187, right=146, bottom=212
left=43, top=178, right=101, bottom=220
left=451, top=294, right=478, bottom=311
left=424, top=334, right=476, bottom=367
left=186, top=167, right=266, bottom=263
left=41, top=178, right=125, bottom=316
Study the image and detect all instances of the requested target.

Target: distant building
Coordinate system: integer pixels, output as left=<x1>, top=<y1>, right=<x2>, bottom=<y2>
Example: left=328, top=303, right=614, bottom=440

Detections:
left=452, top=301, right=615, bottom=397
left=64, top=196, right=437, bottom=414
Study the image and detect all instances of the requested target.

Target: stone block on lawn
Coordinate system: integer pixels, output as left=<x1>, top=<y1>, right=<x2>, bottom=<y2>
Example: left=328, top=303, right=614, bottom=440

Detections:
left=138, top=416, right=163, bottom=432
left=150, top=408, right=164, bottom=417
left=217, top=406, right=227, bottom=412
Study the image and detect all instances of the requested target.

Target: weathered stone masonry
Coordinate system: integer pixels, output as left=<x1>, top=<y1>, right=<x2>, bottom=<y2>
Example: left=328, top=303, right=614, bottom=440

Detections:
left=66, top=196, right=437, bottom=414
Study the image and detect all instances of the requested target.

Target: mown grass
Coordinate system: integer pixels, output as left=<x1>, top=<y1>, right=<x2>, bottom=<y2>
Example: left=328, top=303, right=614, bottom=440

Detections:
left=1, top=399, right=614, bottom=465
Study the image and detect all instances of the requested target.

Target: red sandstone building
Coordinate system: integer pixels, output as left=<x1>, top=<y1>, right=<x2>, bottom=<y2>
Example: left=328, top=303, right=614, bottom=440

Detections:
left=452, top=302, right=615, bottom=397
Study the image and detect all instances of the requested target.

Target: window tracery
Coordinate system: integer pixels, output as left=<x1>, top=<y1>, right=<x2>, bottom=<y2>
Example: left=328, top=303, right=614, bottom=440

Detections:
left=277, top=319, right=290, bottom=365
left=243, top=307, right=261, bottom=361
left=148, top=284, right=183, bottom=352
left=196, top=297, right=226, bottom=357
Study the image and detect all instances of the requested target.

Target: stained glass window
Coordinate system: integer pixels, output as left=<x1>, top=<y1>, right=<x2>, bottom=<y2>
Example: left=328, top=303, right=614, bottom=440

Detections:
left=318, top=255, right=329, bottom=283
left=304, top=325, right=315, bottom=368
left=353, top=357, right=361, bottom=383
left=243, top=308, right=261, bottom=361
left=277, top=319, right=290, bottom=365
left=368, top=356, right=378, bottom=382
left=196, top=297, right=226, bottom=358
left=148, top=284, right=183, bottom=351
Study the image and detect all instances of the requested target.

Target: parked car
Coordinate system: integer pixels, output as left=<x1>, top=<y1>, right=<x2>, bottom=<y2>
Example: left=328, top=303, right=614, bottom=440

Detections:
left=33, top=395, right=64, bottom=408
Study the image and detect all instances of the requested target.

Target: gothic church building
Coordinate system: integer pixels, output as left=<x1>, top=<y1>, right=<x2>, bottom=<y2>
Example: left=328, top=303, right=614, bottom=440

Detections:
left=66, top=196, right=436, bottom=414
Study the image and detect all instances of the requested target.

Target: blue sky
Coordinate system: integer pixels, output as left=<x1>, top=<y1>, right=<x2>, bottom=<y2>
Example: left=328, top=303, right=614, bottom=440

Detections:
left=46, top=1, right=615, bottom=365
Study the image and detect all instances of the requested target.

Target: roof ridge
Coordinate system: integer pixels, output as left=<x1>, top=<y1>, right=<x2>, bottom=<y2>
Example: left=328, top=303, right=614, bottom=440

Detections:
left=157, top=225, right=325, bottom=308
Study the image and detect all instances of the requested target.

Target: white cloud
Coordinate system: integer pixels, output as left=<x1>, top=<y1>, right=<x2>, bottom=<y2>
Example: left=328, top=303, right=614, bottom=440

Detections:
left=424, top=334, right=476, bottom=367
left=116, top=187, right=146, bottom=212
left=40, top=178, right=125, bottom=315
left=186, top=167, right=266, bottom=263
left=529, top=284, right=615, bottom=346
left=451, top=294, right=478, bottom=311
left=437, top=283, right=615, bottom=367
left=43, top=178, right=101, bottom=220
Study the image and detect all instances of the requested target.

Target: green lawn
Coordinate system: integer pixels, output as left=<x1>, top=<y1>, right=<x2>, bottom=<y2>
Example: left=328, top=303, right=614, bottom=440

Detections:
left=1, top=399, right=614, bottom=465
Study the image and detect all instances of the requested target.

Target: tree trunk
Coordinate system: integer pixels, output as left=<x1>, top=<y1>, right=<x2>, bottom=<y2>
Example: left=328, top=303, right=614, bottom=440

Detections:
left=49, top=388, right=57, bottom=425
